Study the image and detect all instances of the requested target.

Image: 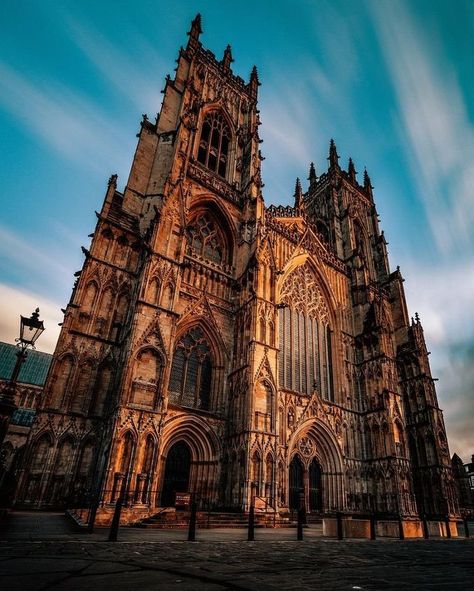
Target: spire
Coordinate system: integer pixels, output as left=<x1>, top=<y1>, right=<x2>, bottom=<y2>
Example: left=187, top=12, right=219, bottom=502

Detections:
left=308, top=162, right=317, bottom=188
left=221, top=44, right=234, bottom=70
left=187, top=14, right=202, bottom=50
left=294, top=177, right=304, bottom=213
left=328, top=138, right=339, bottom=169
left=348, top=157, right=357, bottom=182
left=248, top=65, right=260, bottom=98
left=363, top=168, right=373, bottom=199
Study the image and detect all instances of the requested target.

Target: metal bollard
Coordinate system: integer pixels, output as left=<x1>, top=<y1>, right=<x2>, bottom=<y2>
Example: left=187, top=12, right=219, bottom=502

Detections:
left=188, top=502, right=197, bottom=542
left=445, top=516, right=451, bottom=539
left=422, top=516, right=429, bottom=539
left=248, top=504, right=255, bottom=541
left=108, top=497, right=123, bottom=542
left=370, top=514, right=376, bottom=540
left=463, top=518, right=470, bottom=538
left=398, top=516, right=405, bottom=540
left=336, top=512, right=343, bottom=540
left=87, top=500, right=99, bottom=534
left=297, top=508, right=304, bottom=541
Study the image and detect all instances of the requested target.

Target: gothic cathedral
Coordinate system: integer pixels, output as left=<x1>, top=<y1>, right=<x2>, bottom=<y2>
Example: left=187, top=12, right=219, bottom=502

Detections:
left=15, top=16, right=459, bottom=522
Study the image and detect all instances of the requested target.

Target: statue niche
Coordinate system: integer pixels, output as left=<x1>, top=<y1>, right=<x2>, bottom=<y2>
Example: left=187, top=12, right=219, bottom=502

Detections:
left=130, top=347, right=162, bottom=408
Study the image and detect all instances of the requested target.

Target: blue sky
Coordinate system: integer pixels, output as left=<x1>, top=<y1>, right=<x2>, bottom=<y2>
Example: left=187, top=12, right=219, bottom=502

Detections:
left=0, top=1, right=472, bottom=460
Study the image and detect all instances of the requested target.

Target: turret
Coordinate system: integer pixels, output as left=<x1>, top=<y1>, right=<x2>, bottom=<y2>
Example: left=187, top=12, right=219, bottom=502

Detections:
left=248, top=65, right=260, bottom=99
left=348, top=158, right=357, bottom=182
left=308, top=162, right=317, bottom=189
left=221, top=44, right=234, bottom=71
left=363, top=168, right=373, bottom=200
left=294, top=177, right=303, bottom=214
left=187, top=13, right=202, bottom=52
left=328, top=138, right=340, bottom=170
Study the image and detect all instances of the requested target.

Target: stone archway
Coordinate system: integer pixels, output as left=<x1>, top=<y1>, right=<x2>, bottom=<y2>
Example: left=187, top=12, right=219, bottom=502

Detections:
left=288, top=420, right=345, bottom=513
left=159, top=416, right=220, bottom=508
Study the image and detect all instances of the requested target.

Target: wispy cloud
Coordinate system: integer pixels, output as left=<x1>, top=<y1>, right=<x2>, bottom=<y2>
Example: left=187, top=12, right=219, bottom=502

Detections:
left=0, top=61, right=131, bottom=173
left=0, top=283, right=62, bottom=353
left=369, top=0, right=474, bottom=257
left=0, top=224, right=78, bottom=302
left=63, top=16, right=164, bottom=116
left=0, top=225, right=71, bottom=279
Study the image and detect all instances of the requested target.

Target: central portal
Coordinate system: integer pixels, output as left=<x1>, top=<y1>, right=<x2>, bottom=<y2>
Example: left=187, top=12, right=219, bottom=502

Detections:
left=161, top=441, right=191, bottom=507
left=289, top=455, right=323, bottom=512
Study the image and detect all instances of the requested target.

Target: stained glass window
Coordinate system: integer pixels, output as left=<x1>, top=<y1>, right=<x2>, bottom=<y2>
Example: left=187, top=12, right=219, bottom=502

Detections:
left=169, top=327, right=212, bottom=411
left=278, top=265, right=333, bottom=401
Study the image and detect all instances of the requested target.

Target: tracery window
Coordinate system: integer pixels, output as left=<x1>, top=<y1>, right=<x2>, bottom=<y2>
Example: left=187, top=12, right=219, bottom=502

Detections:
left=168, top=327, right=212, bottom=411
left=278, top=265, right=333, bottom=401
left=187, top=214, right=223, bottom=264
left=197, top=111, right=230, bottom=178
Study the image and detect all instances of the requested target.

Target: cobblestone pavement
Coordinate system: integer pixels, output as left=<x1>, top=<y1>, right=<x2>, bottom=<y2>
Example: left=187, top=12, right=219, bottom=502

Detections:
left=0, top=512, right=473, bottom=590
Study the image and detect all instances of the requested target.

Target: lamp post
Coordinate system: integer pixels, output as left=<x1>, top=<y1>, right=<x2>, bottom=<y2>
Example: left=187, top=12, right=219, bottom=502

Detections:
left=0, top=308, right=45, bottom=448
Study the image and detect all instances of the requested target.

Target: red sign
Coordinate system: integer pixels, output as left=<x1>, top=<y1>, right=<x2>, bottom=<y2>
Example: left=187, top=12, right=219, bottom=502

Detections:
left=175, top=492, right=191, bottom=507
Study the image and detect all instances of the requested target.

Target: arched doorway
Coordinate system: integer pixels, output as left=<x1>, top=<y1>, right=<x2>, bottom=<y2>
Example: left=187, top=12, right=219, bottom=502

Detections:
left=161, top=442, right=191, bottom=507
left=309, top=458, right=323, bottom=512
left=289, top=455, right=304, bottom=510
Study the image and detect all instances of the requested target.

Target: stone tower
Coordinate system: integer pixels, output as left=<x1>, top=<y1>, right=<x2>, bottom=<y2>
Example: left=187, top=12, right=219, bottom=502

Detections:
left=12, top=16, right=458, bottom=523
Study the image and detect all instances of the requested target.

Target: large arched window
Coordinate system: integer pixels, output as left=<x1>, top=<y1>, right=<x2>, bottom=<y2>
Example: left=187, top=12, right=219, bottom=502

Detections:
left=168, top=327, right=212, bottom=411
left=187, top=214, right=224, bottom=264
left=197, top=111, right=230, bottom=177
left=278, top=265, right=334, bottom=401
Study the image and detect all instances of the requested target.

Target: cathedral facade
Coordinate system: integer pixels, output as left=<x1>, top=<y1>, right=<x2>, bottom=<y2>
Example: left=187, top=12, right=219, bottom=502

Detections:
left=12, top=16, right=459, bottom=521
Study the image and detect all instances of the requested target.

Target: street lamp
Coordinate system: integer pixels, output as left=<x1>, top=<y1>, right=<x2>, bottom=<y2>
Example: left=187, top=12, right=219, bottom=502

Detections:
left=0, top=308, right=45, bottom=448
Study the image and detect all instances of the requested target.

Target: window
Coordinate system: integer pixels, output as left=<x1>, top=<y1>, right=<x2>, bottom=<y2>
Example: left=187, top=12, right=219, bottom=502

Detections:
left=169, top=327, right=212, bottom=411
left=197, top=111, right=230, bottom=177
left=278, top=265, right=333, bottom=400
left=10, top=407, right=36, bottom=427
left=187, top=214, right=223, bottom=264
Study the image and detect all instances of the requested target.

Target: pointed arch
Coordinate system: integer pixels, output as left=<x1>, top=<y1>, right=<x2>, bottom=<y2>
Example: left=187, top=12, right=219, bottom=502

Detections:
left=196, top=106, right=234, bottom=179
left=130, top=345, right=163, bottom=408
left=160, top=414, right=220, bottom=463
left=49, top=354, right=75, bottom=408
left=162, top=282, right=174, bottom=309
left=168, top=325, right=213, bottom=411
left=29, top=433, right=53, bottom=472
left=70, top=358, right=95, bottom=413
left=277, top=260, right=335, bottom=400
left=82, top=280, right=99, bottom=315
left=187, top=197, right=237, bottom=266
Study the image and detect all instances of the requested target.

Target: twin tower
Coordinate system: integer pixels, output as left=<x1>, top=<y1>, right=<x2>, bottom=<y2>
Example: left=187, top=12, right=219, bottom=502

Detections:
left=15, top=15, right=458, bottom=523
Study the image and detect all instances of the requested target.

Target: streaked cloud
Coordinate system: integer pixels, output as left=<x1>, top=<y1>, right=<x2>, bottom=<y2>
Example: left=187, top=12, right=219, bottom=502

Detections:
left=63, top=16, right=164, bottom=116
left=0, top=224, right=76, bottom=295
left=369, top=0, right=474, bottom=257
left=0, top=61, right=130, bottom=173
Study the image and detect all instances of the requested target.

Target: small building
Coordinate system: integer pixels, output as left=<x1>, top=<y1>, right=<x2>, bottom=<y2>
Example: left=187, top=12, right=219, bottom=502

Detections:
left=0, top=342, right=52, bottom=503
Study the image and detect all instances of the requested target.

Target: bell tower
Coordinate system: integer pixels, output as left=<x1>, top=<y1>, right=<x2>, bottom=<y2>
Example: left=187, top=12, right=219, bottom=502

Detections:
left=96, top=14, right=267, bottom=509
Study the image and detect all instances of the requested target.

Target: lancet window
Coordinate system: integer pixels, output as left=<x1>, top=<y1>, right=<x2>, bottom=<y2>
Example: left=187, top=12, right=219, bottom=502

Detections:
left=187, top=214, right=224, bottom=264
left=197, top=110, right=230, bottom=178
left=168, top=327, right=212, bottom=411
left=278, top=265, right=333, bottom=400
